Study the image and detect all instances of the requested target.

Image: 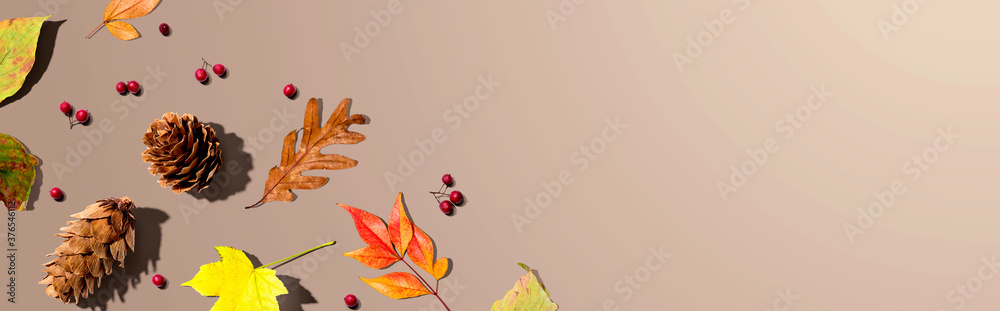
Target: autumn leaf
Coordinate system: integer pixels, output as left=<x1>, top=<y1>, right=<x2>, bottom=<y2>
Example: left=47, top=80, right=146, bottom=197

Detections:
left=0, top=133, right=38, bottom=211
left=86, top=0, right=159, bottom=40
left=360, top=272, right=432, bottom=299
left=182, top=246, right=288, bottom=311
left=342, top=193, right=452, bottom=309
left=247, top=98, right=367, bottom=209
left=0, top=15, right=49, bottom=103
left=491, top=263, right=559, bottom=311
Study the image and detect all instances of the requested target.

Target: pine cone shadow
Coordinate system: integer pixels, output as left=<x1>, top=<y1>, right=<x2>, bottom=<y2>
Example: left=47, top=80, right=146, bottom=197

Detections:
left=243, top=252, right=318, bottom=311
left=0, top=20, right=65, bottom=108
left=188, top=122, right=252, bottom=202
left=74, top=207, right=169, bottom=311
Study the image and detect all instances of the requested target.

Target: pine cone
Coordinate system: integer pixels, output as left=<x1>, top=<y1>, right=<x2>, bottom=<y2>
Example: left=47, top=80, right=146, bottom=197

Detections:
left=141, top=112, right=222, bottom=193
left=39, top=197, right=136, bottom=303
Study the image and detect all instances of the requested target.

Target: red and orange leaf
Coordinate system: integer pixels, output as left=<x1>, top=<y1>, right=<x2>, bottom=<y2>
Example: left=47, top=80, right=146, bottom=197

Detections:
left=340, top=203, right=396, bottom=256
left=360, top=272, right=432, bottom=299
left=343, top=246, right=401, bottom=269
left=407, top=225, right=436, bottom=275
left=432, top=257, right=449, bottom=280
left=388, top=193, right=413, bottom=256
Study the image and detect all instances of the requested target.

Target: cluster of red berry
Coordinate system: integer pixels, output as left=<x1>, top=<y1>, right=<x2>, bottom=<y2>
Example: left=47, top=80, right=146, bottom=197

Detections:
left=57, top=101, right=89, bottom=128
left=115, top=81, right=142, bottom=95
left=431, top=174, right=464, bottom=215
left=195, top=58, right=227, bottom=83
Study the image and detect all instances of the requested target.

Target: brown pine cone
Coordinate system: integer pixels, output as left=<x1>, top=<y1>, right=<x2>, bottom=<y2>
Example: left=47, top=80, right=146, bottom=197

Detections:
left=141, top=112, right=222, bottom=193
left=39, top=197, right=136, bottom=303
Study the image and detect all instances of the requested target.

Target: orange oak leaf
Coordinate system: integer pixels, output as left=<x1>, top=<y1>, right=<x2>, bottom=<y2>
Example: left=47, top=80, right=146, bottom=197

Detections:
left=247, top=98, right=366, bottom=209
left=360, top=272, right=432, bottom=299
left=87, top=0, right=160, bottom=40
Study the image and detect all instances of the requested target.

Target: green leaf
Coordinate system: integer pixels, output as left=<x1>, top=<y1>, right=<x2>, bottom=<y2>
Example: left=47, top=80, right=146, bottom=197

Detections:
left=491, top=263, right=559, bottom=311
left=0, top=133, right=37, bottom=211
left=0, top=15, right=50, bottom=103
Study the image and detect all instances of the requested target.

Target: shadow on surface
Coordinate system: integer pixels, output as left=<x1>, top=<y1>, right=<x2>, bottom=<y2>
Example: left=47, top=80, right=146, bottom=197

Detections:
left=188, top=122, right=253, bottom=202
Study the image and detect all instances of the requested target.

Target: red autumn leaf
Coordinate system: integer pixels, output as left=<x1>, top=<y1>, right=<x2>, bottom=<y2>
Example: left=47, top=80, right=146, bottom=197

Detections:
left=388, top=193, right=413, bottom=255
left=407, top=224, right=437, bottom=276
left=343, top=245, right=400, bottom=269
left=341, top=192, right=452, bottom=308
left=339, top=203, right=395, bottom=256
left=360, top=272, right=432, bottom=299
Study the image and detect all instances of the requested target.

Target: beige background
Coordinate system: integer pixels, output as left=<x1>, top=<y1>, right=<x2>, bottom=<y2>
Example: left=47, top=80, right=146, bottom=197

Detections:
left=4, top=0, right=1000, bottom=310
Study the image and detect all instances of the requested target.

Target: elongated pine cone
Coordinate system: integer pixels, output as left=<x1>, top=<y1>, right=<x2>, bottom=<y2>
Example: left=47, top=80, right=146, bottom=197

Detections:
left=39, top=197, right=136, bottom=303
left=141, top=112, right=222, bottom=193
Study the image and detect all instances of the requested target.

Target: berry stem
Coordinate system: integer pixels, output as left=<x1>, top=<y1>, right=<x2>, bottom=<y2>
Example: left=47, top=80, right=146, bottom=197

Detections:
left=86, top=22, right=106, bottom=39
left=259, top=240, right=336, bottom=269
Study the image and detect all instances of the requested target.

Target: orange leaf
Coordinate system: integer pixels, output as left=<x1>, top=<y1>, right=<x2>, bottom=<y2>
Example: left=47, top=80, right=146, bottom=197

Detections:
left=407, top=224, right=436, bottom=275
left=104, top=0, right=160, bottom=22
left=340, top=203, right=396, bottom=256
left=388, top=193, right=413, bottom=256
left=104, top=21, right=138, bottom=40
left=360, top=272, right=432, bottom=299
left=247, top=98, right=366, bottom=208
left=432, top=257, right=449, bottom=280
left=343, top=246, right=401, bottom=269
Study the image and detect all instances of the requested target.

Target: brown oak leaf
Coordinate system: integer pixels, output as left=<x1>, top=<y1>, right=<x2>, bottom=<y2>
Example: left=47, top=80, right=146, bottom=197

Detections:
left=246, top=98, right=366, bottom=208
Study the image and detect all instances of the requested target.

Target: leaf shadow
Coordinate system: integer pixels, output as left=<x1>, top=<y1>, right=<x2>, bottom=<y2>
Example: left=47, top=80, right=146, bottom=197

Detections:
left=20, top=142, right=42, bottom=211
left=74, top=207, right=169, bottom=311
left=242, top=252, right=319, bottom=311
left=0, top=20, right=65, bottom=108
left=188, top=122, right=253, bottom=202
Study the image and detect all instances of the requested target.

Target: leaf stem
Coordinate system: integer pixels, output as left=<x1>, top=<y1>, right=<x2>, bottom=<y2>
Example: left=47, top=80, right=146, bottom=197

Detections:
left=86, top=22, right=106, bottom=39
left=259, top=240, right=336, bottom=269
left=401, top=259, right=450, bottom=311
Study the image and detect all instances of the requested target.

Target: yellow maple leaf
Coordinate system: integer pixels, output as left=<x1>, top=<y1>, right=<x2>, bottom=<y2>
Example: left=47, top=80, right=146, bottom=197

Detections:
left=182, top=246, right=289, bottom=311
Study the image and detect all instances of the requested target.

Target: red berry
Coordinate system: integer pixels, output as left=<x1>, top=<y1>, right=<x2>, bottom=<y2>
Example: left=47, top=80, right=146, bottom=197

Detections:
left=151, top=274, right=165, bottom=288
left=115, top=82, right=127, bottom=94
left=49, top=187, right=63, bottom=200
left=159, top=23, right=170, bottom=35
left=441, top=174, right=453, bottom=186
left=439, top=201, right=454, bottom=214
left=449, top=191, right=464, bottom=204
left=75, top=110, right=89, bottom=123
left=283, top=84, right=296, bottom=98
left=59, top=101, right=72, bottom=115
left=213, top=63, right=226, bottom=76
left=195, top=68, right=208, bottom=82
left=344, top=294, right=358, bottom=308
left=127, top=81, right=140, bottom=94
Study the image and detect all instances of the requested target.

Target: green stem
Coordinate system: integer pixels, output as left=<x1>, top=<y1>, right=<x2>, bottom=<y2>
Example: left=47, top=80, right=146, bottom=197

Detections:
left=259, top=240, right=336, bottom=268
